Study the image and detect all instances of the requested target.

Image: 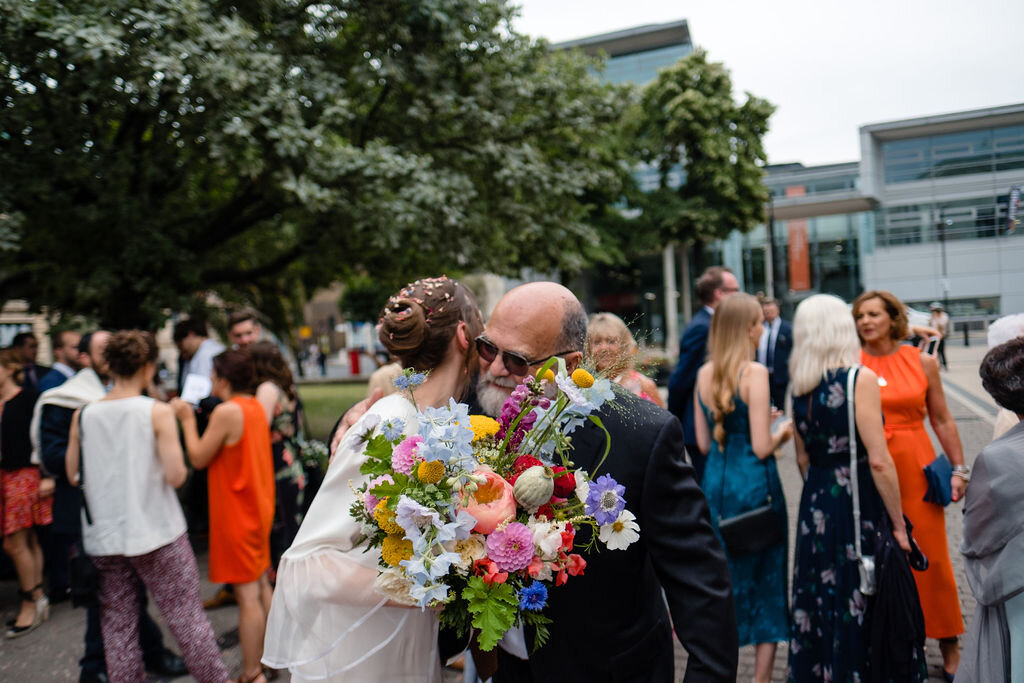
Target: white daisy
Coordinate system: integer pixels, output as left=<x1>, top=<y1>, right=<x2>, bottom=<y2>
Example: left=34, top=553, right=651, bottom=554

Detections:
left=598, top=509, right=640, bottom=550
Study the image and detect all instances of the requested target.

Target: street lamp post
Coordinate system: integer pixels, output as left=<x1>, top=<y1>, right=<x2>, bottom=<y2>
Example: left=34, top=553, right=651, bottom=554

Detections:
left=936, top=216, right=951, bottom=311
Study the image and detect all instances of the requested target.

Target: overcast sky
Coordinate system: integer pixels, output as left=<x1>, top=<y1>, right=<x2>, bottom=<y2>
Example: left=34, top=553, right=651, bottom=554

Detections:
left=514, top=0, right=1024, bottom=167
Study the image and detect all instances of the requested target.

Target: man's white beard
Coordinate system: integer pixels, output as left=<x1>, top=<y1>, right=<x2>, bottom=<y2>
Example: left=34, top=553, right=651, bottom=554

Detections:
left=477, top=372, right=518, bottom=418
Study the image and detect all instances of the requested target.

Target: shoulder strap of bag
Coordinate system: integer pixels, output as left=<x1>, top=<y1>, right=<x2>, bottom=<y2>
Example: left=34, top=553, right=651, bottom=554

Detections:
left=847, top=365, right=862, bottom=561
left=78, top=405, right=92, bottom=526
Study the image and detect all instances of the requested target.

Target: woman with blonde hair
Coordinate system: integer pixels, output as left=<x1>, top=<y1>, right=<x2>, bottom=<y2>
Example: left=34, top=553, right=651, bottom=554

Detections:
left=787, top=295, right=915, bottom=682
left=853, top=289, right=966, bottom=681
left=694, top=293, right=792, bottom=683
left=585, top=313, right=664, bottom=407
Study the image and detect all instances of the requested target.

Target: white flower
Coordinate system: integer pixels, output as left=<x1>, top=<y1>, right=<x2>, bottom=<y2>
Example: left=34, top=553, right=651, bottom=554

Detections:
left=451, top=534, right=487, bottom=570
left=528, top=516, right=565, bottom=561
left=574, top=469, right=591, bottom=504
left=373, top=567, right=417, bottom=606
left=793, top=608, right=811, bottom=633
left=555, top=373, right=587, bottom=406
left=598, top=509, right=640, bottom=551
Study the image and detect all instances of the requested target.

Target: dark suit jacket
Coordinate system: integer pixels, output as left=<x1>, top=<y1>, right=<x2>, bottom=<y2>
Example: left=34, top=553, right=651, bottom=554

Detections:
left=667, top=308, right=712, bottom=446
left=40, top=403, right=80, bottom=534
left=767, top=318, right=793, bottom=388
left=496, top=391, right=738, bottom=682
left=21, top=363, right=50, bottom=394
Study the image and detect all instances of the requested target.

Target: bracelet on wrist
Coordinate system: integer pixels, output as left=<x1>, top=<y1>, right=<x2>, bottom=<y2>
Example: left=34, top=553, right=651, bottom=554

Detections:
left=952, top=464, right=971, bottom=481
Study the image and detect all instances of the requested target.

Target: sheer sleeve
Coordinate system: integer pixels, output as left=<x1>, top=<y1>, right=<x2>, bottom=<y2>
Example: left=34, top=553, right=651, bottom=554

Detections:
left=262, top=396, right=442, bottom=681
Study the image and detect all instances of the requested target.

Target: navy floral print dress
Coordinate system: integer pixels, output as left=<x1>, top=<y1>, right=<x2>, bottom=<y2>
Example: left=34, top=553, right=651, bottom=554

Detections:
left=788, top=368, right=884, bottom=683
left=699, top=391, right=789, bottom=648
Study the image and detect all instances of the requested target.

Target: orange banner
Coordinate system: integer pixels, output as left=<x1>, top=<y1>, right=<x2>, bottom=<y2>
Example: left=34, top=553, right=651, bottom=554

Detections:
left=785, top=185, right=811, bottom=291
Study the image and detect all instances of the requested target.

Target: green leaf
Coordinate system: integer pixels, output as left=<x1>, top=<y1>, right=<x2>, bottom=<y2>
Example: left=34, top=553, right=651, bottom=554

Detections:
left=369, top=473, right=411, bottom=502
left=462, top=577, right=518, bottom=651
left=522, top=611, right=553, bottom=652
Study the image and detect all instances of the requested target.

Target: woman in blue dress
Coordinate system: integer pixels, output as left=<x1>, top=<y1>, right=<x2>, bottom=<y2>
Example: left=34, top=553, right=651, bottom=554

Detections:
left=694, top=292, right=793, bottom=683
left=786, top=294, right=912, bottom=683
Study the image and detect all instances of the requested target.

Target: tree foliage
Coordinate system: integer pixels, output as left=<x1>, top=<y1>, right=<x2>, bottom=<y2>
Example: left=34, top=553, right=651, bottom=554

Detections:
left=0, top=0, right=631, bottom=330
left=626, top=48, right=775, bottom=246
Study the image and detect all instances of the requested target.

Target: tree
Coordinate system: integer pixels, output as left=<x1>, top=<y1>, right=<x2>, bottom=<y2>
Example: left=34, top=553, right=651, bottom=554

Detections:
left=626, top=48, right=775, bottom=247
left=0, top=0, right=631, bottom=332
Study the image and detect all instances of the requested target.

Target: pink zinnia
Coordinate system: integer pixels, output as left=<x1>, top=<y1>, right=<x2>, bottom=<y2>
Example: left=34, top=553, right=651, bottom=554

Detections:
left=364, top=474, right=394, bottom=513
left=391, top=435, right=422, bottom=475
left=486, top=522, right=535, bottom=573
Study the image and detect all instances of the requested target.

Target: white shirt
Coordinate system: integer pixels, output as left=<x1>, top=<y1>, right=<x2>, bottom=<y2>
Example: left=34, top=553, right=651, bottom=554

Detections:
left=182, top=337, right=225, bottom=382
left=51, top=362, right=76, bottom=381
left=80, top=396, right=186, bottom=557
left=758, top=317, right=782, bottom=369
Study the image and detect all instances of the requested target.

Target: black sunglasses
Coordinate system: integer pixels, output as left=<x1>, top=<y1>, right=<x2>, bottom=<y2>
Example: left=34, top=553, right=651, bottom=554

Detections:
left=475, top=336, right=575, bottom=376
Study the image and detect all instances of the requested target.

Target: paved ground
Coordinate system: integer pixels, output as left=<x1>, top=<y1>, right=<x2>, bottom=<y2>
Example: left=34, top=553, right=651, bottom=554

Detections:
left=0, top=341, right=1001, bottom=681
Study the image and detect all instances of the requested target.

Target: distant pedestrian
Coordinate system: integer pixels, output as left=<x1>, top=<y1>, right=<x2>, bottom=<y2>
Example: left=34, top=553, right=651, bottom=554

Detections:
left=586, top=312, right=664, bottom=407
left=667, top=265, right=740, bottom=482
left=929, top=302, right=950, bottom=370
left=66, top=331, right=227, bottom=682
left=756, top=298, right=792, bottom=409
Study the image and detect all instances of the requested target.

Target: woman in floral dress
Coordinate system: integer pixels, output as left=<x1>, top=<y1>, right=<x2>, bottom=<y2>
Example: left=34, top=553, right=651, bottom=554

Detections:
left=787, top=295, right=914, bottom=683
left=251, top=341, right=305, bottom=570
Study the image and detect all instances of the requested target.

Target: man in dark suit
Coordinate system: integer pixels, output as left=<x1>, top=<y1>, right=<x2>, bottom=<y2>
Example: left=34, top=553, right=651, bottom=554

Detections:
left=757, top=298, right=792, bottom=409
left=11, top=331, right=49, bottom=394
left=666, top=266, right=739, bottom=483
left=478, top=282, right=737, bottom=683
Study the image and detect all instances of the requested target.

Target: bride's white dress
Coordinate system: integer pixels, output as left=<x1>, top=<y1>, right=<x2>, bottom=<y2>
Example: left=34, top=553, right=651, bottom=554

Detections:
left=262, top=395, right=442, bottom=681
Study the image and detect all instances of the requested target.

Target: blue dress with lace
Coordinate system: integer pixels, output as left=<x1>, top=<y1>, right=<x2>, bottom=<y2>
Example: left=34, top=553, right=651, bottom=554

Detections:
left=699, top=391, right=789, bottom=647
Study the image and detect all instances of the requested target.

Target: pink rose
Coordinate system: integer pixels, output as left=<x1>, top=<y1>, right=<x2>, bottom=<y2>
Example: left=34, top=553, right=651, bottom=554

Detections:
left=462, top=469, right=516, bottom=534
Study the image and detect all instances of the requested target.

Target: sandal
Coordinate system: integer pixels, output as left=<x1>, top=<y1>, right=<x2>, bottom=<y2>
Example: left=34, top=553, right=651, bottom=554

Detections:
left=5, top=587, right=46, bottom=639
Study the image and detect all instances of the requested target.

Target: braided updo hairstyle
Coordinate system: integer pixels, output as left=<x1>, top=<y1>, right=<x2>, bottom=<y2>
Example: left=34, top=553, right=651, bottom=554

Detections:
left=378, top=276, right=484, bottom=374
left=104, top=330, right=158, bottom=378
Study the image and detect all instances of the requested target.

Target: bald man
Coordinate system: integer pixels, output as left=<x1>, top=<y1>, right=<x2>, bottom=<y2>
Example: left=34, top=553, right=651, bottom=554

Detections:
left=333, top=282, right=737, bottom=682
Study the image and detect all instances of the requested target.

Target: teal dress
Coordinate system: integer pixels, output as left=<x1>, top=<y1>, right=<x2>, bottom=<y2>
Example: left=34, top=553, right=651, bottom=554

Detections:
left=699, top=390, right=789, bottom=647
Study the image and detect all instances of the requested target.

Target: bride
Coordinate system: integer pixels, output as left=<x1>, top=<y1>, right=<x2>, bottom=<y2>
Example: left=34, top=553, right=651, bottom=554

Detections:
left=262, top=276, right=483, bottom=681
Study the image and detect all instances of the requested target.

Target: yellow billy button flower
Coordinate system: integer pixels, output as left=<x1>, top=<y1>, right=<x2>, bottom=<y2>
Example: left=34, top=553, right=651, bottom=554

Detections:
left=373, top=498, right=404, bottom=534
left=537, top=368, right=556, bottom=383
left=417, top=459, right=445, bottom=484
left=469, top=415, right=500, bottom=442
left=381, top=534, right=413, bottom=567
left=571, top=368, right=594, bottom=388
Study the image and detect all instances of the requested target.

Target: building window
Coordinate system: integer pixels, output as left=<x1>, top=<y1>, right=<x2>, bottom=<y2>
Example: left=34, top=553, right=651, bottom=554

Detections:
left=882, top=124, right=1024, bottom=183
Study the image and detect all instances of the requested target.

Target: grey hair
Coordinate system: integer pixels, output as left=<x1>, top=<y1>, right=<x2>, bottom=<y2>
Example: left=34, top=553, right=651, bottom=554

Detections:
left=789, top=294, right=862, bottom=397
left=988, top=313, right=1024, bottom=349
left=557, top=298, right=588, bottom=353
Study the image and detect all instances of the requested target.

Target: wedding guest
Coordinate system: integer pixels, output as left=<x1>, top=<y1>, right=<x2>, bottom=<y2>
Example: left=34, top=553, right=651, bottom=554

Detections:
left=757, top=298, right=792, bottom=409
left=228, top=309, right=263, bottom=351
left=987, top=313, right=1024, bottom=440
left=1, top=348, right=50, bottom=639
left=250, top=340, right=305, bottom=570
left=693, top=293, right=791, bottom=683
left=173, top=350, right=274, bottom=683
left=9, top=332, right=48, bottom=395
left=958, top=336, right=1024, bottom=682
left=37, top=329, right=82, bottom=393
left=667, top=266, right=740, bottom=482
left=854, top=289, right=966, bottom=680
left=786, top=295, right=913, bottom=682
left=65, top=331, right=228, bottom=682
left=585, top=312, right=664, bottom=407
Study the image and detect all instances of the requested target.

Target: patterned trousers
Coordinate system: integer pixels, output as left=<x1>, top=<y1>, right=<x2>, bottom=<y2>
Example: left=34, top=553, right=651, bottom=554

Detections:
left=92, top=534, right=228, bottom=682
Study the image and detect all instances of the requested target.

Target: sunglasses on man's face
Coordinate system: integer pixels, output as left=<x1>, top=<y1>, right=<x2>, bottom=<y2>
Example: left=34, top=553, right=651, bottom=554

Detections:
left=475, top=336, right=574, bottom=377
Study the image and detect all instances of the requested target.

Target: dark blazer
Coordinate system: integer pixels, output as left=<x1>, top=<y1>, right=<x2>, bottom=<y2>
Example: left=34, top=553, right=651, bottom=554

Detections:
left=496, top=391, right=738, bottom=683
left=667, top=308, right=712, bottom=446
left=766, top=319, right=793, bottom=388
left=21, top=363, right=50, bottom=394
left=0, top=388, right=39, bottom=470
left=39, top=403, right=80, bottom=534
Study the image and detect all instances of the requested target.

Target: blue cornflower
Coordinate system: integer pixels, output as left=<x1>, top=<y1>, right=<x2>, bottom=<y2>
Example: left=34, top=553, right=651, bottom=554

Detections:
left=393, top=375, right=410, bottom=390
left=518, top=582, right=548, bottom=612
left=585, top=474, right=626, bottom=526
left=381, top=418, right=405, bottom=441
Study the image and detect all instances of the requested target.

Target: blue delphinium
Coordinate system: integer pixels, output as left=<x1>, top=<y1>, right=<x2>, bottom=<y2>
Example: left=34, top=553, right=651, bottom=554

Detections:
left=381, top=418, right=405, bottom=441
left=518, top=582, right=548, bottom=612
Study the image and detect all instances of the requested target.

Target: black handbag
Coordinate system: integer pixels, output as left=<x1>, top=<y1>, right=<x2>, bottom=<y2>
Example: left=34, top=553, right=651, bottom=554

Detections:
left=716, top=407, right=785, bottom=556
left=69, top=407, right=99, bottom=608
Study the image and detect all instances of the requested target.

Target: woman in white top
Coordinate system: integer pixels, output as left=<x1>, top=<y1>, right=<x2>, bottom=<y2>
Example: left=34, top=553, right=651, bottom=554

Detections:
left=67, top=331, right=227, bottom=683
left=262, top=276, right=483, bottom=681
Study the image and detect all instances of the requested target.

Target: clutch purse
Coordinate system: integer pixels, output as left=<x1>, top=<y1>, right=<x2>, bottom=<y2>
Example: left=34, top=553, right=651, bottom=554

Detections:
left=718, top=500, right=785, bottom=556
left=923, top=453, right=953, bottom=506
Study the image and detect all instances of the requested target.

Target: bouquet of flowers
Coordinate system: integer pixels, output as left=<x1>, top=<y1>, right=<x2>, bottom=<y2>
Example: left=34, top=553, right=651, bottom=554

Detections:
left=348, top=361, right=640, bottom=651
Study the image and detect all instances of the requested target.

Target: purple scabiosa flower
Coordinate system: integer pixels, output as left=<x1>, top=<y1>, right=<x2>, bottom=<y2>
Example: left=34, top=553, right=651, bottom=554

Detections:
left=364, top=474, right=395, bottom=513
left=518, top=582, right=548, bottom=612
left=585, top=474, right=626, bottom=526
left=391, top=435, right=422, bottom=475
left=486, top=522, right=535, bottom=573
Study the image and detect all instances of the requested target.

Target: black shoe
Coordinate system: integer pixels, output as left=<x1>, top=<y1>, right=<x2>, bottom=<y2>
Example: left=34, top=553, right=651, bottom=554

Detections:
left=144, top=650, right=188, bottom=678
left=78, top=673, right=109, bottom=683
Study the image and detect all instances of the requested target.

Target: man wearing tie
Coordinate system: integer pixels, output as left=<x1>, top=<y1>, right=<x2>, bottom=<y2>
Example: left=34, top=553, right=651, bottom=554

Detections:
left=10, top=332, right=49, bottom=395
left=757, top=298, right=792, bottom=409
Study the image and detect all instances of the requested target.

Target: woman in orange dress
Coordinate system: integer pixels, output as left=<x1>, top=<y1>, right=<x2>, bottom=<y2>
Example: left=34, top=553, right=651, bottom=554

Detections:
left=853, top=290, right=967, bottom=682
left=173, top=350, right=274, bottom=683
